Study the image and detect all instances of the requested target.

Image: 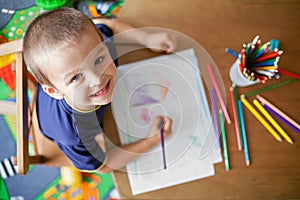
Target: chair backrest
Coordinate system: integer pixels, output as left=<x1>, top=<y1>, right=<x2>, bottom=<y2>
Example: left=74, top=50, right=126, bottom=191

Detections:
left=0, top=39, right=43, bottom=174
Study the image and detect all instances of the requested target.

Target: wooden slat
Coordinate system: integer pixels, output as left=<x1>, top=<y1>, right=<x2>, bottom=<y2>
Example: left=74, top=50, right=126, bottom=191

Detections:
left=29, top=155, right=44, bottom=164
left=0, top=39, right=23, bottom=56
left=16, top=52, right=29, bottom=175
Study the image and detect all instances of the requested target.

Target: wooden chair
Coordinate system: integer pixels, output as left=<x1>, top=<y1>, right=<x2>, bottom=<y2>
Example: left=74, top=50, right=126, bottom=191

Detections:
left=0, top=39, right=72, bottom=175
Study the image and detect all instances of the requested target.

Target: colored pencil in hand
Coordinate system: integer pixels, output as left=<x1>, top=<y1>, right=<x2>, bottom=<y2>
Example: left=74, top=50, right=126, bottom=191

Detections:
left=160, top=118, right=167, bottom=169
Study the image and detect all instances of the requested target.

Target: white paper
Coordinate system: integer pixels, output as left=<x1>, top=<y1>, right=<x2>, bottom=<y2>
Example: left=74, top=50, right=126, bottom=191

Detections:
left=112, top=49, right=221, bottom=195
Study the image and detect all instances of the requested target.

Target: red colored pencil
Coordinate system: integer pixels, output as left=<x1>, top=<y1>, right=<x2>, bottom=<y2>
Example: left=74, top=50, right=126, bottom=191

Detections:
left=278, top=68, right=300, bottom=80
left=255, top=51, right=283, bottom=62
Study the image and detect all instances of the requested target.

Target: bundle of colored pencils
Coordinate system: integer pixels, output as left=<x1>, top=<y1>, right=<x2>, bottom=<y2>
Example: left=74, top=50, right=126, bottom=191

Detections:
left=238, top=35, right=282, bottom=83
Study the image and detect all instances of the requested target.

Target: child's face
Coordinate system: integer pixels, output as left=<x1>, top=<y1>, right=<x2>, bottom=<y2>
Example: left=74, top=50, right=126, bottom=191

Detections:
left=45, top=31, right=117, bottom=111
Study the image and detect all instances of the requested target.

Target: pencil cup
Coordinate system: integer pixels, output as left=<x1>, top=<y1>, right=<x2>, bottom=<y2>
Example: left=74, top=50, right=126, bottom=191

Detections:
left=229, top=59, right=259, bottom=87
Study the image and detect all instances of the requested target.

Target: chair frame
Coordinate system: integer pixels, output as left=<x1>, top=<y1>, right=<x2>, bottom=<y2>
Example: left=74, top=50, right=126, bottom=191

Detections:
left=0, top=39, right=43, bottom=174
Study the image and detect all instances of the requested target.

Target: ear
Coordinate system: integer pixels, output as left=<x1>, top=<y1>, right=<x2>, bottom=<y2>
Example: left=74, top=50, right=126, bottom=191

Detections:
left=42, top=84, right=64, bottom=100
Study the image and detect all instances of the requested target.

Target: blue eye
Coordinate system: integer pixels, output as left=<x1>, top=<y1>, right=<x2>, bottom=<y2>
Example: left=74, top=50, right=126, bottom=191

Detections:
left=94, top=56, right=104, bottom=65
left=71, top=73, right=83, bottom=82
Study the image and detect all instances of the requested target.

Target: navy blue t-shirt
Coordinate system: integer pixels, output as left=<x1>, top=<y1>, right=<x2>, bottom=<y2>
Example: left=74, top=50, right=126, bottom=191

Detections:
left=36, top=24, right=117, bottom=170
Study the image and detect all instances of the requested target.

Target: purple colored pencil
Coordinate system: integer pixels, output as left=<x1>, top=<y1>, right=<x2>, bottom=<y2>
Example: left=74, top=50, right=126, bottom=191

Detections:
left=263, top=104, right=300, bottom=134
left=210, top=88, right=220, bottom=149
left=160, top=119, right=167, bottom=169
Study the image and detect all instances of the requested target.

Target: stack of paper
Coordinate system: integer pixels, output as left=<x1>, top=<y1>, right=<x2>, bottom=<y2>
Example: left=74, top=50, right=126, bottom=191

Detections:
left=112, top=48, right=222, bottom=195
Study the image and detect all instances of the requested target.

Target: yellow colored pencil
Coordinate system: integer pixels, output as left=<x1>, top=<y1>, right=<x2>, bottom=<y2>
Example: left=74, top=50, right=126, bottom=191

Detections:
left=240, top=96, right=282, bottom=142
left=253, top=99, right=293, bottom=144
left=256, top=94, right=300, bottom=130
left=252, top=66, right=278, bottom=70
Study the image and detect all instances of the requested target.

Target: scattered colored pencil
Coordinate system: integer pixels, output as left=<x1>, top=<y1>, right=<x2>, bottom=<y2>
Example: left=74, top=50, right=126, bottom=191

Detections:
left=230, top=86, right=242, bottom=150
left=278, top=68, right=300, bottom=80
left=210, top=88, right=220, bottom=149
left=233, top=84, right=244, bottom=148
left=256, top=95, right=300, bottom=130
left=225, top=48, right=239, bottom=58
left=219, top=109, right=230, bottom=171
left=207, top=63, right=231, bottom=124
left=253, top=99, right=293, bottom=144
left=243, top=78, right=297, bottom=98
left=263, top=104, right=300, bottom=134
left=238, top=100, right=250, bottom=166
left=240, top=96, right=282, bottom=142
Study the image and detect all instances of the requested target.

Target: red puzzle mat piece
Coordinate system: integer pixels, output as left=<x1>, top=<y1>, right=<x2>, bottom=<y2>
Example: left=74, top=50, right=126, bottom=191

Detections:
left=0, top=64, right=16, bottom=90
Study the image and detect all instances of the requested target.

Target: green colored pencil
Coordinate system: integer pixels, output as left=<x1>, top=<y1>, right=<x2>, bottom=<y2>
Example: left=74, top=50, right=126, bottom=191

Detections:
left=219, top=109, right=230, bottom=171
left=243, top=78, right=297, bottom=98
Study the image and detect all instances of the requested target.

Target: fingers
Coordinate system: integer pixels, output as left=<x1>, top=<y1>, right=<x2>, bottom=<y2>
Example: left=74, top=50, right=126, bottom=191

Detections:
left=164, top=36, right=177, bottom=54
left=160, top=116, right=172, bottom=137
left=147, top=32, right=177, bottom=53
left=147, top=116, right=172, bottom=145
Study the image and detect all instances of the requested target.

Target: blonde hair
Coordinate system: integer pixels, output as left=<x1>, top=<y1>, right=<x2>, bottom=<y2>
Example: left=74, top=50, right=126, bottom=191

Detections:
left=23, top=7, right=104, bottom=87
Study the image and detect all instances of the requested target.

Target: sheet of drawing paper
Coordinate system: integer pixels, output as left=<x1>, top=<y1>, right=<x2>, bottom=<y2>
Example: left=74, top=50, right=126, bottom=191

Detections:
left=112, top=49, right=221, bottom=195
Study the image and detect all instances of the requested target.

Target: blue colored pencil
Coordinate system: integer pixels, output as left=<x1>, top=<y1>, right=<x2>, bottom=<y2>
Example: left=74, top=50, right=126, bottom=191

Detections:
left=160, top=118, right=167, bottom=169
left=238, top=100, right=250, bottom=166
left=254, top=48, right=266, bottom=59
left=253, top=61, right=277, bottom=67
left=225, top=48, right=239, bottom=58
left=263, top=104, right=300, bottom=134
left=270, top=39, right=275, bottom=51
left=274, top=40, right=280, bottom=51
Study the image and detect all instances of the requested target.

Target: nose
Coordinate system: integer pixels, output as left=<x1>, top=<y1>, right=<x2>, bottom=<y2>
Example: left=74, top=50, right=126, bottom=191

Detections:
left=88, top=72, right=102, bottom=88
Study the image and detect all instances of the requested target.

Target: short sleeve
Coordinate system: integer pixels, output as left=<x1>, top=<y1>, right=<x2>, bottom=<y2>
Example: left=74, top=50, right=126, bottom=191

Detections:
left=57, top=139, right=106, bottom=171
left=96, top=23, right=114, bottom=38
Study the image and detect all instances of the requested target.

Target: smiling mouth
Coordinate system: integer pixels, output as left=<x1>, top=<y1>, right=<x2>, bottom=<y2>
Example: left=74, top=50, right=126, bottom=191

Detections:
left=90, top=80, right=110, bottom=98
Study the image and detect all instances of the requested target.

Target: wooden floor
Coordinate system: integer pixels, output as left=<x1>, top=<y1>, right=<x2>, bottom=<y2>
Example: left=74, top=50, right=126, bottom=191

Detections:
left=103, top=1, right=300, bottom=199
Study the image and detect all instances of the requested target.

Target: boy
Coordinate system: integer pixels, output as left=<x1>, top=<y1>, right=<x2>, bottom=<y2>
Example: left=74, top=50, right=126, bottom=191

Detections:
left=23, top=7, right=174, bottom=174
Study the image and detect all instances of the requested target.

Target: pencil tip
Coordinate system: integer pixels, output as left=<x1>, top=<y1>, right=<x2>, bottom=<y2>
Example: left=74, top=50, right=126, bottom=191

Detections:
left=278, top=138, right=283, bottom=142
left=289, top=140, right=294, bottom=144
left=246, top=161, right=250, bottom=166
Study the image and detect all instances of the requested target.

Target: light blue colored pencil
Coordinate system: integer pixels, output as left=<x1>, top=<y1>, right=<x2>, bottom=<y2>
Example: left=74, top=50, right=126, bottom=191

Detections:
left=238, top=100, right=250, bottom=166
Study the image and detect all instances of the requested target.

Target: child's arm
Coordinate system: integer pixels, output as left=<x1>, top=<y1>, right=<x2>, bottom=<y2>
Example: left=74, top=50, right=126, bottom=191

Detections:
left=97, top=116, right=172, bottom=174
left=92, top=18, right=177, bottom=53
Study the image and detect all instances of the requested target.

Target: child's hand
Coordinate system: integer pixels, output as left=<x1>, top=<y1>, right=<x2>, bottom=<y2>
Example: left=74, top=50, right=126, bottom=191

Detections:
left=147, top=116, right=172, bottom=144
left=145, top=32, right=177, bottom=54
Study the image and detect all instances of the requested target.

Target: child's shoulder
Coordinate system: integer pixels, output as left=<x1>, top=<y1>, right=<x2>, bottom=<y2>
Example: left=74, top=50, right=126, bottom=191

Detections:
left=36, top=85, right=79, bottom=145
